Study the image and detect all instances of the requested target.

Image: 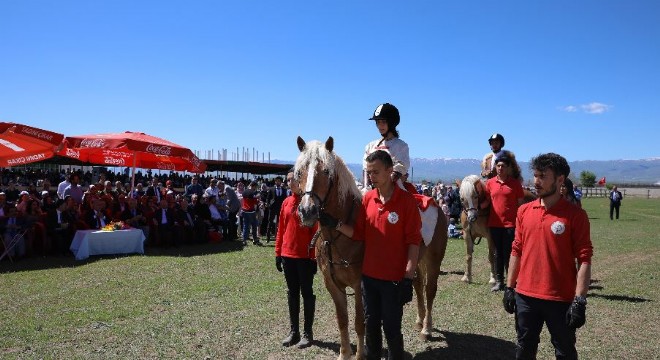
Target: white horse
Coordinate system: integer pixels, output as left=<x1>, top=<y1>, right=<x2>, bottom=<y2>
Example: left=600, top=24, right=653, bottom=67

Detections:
left=459, top=175, right=496, bottom=285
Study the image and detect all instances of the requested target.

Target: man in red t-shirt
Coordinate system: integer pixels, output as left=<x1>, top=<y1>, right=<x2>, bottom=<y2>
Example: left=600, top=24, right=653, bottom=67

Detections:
left=484, top=155, right=524, bottom=291
left=503, top=153, right=593, bottom=359
left=275, top=172, right=318, bottom=349
left=330, top=150, right=421, bottom=360
left=241, top=181, right=261, bottom=245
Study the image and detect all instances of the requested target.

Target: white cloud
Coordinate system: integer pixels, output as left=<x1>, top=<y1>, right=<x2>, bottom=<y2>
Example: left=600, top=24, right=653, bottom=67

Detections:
left=581, top=102, right=611, bottom=114
left=560, top=102, right=612, bottom=114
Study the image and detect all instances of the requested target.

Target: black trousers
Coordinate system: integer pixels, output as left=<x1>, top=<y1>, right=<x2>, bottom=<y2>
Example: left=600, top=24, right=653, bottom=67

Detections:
left=227, top=211, right=239, bottom=240
left=362, top=275, right=405, bottom=360
left=283, top=257, right=316, bottom=300
left=609, top=202, right=620, bottom=220
left=490, top=227, right=515, bottom=282
left=515, top=293, right=577, bottom=360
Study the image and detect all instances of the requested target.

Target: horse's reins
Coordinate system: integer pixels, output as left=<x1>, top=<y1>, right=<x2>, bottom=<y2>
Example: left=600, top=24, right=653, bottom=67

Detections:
left=305, top=175, right=361, bottom=296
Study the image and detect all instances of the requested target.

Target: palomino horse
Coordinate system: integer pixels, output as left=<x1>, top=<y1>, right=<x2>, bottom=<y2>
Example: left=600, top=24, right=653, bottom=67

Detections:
left=459, top=175, right=496, bottom=285
left=294, top=136, right=447, bottom=360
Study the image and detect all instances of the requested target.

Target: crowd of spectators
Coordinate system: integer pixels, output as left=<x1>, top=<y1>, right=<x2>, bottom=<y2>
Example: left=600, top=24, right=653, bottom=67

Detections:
left=0, top=167, right=279, bottom=260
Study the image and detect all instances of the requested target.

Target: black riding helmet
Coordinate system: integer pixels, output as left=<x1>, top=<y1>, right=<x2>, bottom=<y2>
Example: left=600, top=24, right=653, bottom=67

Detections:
left=369, top=103, right=400, bottom=131
left=488, top=133, right=505, bottom=147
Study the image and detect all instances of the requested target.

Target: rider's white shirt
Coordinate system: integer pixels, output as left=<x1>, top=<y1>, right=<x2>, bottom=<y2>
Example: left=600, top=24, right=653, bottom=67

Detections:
left=363, top=137, right=410, bottom=185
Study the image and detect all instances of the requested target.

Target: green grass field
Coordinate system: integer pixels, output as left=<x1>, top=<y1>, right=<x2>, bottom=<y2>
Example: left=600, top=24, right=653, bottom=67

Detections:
left=1, top=198, right=659, bottom=359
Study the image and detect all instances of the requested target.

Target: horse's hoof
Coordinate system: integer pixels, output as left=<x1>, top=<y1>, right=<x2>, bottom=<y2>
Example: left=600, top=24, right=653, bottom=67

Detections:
left=419, top=331, right=431, bottom=341
left=488, top=277, right=497, bottom=285
left=415, top=322, right=423, bottom=331
left=461, top=275, right=472, bottom=283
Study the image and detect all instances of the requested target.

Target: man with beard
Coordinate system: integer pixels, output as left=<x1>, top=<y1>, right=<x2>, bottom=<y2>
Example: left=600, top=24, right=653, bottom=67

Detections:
left=503, top=153, right=593, bottom=360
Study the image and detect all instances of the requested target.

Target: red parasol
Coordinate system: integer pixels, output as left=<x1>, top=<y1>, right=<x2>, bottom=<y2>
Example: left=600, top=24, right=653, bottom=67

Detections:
left=59, top=131, right=206, bottom=173
left=0, top=122, right=65, bottom=167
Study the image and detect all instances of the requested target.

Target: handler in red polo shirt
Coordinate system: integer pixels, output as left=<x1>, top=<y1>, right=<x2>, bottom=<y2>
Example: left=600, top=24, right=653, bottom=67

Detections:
left=275, top=172, right=318, bottom=349
left=503, top=153, right=593, bottom=360
left=331, top=150, right=421, bottom=360
left=484, top=154, right=524, bottom=291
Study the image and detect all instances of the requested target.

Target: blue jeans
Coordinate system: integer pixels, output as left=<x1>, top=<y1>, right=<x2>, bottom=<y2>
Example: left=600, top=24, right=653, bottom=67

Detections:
left=515, top=293, right=577, bottom=360
left=242, top=211, right=258, bottom=241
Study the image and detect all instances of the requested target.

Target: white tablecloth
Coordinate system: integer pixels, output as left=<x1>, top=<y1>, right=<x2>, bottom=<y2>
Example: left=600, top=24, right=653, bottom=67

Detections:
left=70, top=229, right=145, bottom=260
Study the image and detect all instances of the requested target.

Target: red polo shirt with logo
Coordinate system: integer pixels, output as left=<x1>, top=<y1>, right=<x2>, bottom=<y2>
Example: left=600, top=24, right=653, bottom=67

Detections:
left=511, top=198, right=593, bottom=302
left=353, top=186, right=422, bottom=281
left=486, top=176, right=524, bottom=228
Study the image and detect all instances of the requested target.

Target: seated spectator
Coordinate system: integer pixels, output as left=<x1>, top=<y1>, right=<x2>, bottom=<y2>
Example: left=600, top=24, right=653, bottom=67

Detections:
left=176, top=198, right=206, bottom=244
left=1, top=207, right=27, bottom=259
left=45, top=199, right=74, bottom=256
left=447, top=218, right=463, bottom=239
left=121, top=198, right=150, bottom=240
left=152, top=199, right=179, bottom=247
left=5, top=181, right=20, bottom=204
left=85, top=199, right=110, bottom=230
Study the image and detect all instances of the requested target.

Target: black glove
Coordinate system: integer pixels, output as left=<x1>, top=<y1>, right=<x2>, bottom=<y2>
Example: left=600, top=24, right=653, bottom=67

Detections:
left=503, top=287, right=516, bottom=314
left=319, top=213, right=338, bottom=228
left=566, top=297, right=586, bottom=329
left=275, top=256, right=283, bottom=272
left=399, top=278, right=414, bottom=305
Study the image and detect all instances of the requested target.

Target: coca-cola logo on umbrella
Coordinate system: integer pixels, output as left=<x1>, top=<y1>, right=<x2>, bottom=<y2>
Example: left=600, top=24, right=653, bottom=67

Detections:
left=65, top=148, right=80, bottom=159
left=146, top=144, right=173, bottom=156
left=21, top=127, right=54, bottom=142
left=80, top=138, right=106, bottom=148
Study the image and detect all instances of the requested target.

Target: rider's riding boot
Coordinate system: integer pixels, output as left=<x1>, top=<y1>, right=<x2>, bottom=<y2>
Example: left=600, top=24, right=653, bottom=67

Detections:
left=386, top=334, right=404, bottom=360
left=365, top=329, right=382, bottom=360
left=282, top=292, right=300, bottom=346
left=296, top=295, right=315, bottom=348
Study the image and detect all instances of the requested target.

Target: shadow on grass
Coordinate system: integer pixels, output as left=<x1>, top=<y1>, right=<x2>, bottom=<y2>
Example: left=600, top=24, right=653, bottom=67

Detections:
left=413, top=330, right=516, bottom=360
left=314, top=330, right=516, bottom=360
left=587, top=293, right=651, bottom=303
left=0, top=240, right=249, bottom=273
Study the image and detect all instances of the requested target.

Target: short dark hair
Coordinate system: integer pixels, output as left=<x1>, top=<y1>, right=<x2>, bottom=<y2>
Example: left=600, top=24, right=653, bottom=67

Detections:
left=530, top=153, right=570, bottom=177
left=366, top=150, right=394, bottom=168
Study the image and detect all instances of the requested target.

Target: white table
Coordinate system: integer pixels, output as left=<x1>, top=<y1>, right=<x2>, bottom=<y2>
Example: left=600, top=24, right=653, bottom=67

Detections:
left=70, top=229, right=145, bottom=260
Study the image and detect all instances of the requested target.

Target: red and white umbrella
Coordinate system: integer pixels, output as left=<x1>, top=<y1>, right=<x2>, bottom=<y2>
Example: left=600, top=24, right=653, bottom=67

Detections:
left=0, top=122, right=64, bottom=167
left=60, top=131, right=206, bottom=190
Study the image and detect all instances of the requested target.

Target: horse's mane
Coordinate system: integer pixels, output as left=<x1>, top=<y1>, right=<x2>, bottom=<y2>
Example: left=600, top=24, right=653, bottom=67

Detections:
left=459, top=174, right=481, bottom=200
left=294, top=140, right=363, bottom=206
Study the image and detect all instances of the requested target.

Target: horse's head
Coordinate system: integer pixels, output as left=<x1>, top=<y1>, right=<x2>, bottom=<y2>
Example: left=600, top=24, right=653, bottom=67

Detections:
left=294, top=136, right=362, bottom=228
left=459, top=175, right=483, bottom=223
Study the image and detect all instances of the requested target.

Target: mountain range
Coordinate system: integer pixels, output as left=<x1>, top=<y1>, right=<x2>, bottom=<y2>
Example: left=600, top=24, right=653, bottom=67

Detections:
left=277, top=158, right=660, bottom=185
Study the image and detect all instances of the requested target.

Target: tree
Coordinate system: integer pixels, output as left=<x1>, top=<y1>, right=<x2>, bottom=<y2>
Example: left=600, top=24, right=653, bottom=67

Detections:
left=580, top=170, right=596, bottom=187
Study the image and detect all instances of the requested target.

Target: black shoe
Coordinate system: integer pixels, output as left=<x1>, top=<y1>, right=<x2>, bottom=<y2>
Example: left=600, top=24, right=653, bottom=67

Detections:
left=282, top=331, right=300, bottom=347
left=296, top=332, right=313, bottom=348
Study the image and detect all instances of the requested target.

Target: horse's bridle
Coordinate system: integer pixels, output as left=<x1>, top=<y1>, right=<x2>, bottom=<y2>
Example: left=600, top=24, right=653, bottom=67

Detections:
left=303, top=176, right=334, bottom=217
left=303, top=173, right=361, bottom=295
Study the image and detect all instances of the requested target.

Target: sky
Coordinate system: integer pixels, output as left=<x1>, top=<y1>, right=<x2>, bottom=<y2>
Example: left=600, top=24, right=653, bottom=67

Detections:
left=1, top=1, right=659, bottom=167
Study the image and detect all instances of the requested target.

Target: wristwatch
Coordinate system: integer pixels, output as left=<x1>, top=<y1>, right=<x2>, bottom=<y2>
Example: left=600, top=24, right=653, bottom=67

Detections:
left=574, top=296, right=587, bottom=305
